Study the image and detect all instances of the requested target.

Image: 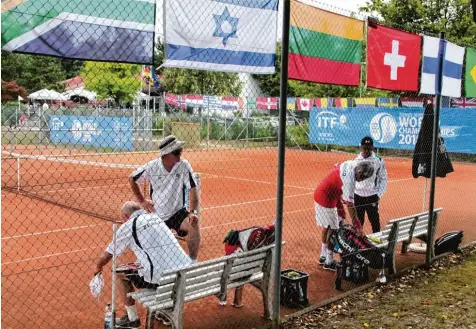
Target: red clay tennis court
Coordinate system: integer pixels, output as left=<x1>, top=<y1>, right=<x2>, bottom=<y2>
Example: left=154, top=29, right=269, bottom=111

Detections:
left=2, top=145, right=476, bottom=329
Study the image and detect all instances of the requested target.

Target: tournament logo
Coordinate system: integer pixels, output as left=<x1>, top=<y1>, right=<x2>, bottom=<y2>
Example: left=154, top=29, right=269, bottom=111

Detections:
left=370, top=113, right=397, bottom=143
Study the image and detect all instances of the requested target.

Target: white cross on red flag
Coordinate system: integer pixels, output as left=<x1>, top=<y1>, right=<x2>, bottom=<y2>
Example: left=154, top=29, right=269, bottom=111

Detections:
left=367, top=24, right=421, bottom=91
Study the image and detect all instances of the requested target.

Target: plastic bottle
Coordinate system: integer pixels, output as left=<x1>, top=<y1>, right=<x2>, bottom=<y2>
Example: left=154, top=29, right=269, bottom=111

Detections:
left=104, top=303, right=112, bottom=329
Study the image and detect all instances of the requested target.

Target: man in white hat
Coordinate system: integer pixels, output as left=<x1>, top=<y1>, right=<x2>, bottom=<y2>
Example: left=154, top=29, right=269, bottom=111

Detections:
left=129, top=135, right=200, bottom=260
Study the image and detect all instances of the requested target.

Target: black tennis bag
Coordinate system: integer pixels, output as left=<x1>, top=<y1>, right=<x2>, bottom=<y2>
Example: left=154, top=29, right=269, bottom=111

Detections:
left=434, top=231, right=463, bottom=255
left=329, top=225, right=388, bottom=270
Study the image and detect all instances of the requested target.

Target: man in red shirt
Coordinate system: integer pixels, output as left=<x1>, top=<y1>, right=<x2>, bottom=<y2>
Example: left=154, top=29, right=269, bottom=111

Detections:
left=314, top=160, right=374, bottom=271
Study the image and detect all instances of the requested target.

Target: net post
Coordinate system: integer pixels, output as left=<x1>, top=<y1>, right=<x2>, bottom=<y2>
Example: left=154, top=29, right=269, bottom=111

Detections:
left=17, top=157, right=21, bottom=192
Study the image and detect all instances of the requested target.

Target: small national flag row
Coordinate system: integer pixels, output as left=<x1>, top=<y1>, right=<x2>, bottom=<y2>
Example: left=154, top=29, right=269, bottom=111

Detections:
left=165, top=93, right=476, bottom=110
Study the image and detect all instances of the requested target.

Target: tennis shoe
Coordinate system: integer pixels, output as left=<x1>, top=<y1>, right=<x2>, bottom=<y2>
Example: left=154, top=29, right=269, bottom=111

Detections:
left=323, top=261, right=337, bottom=272
left=115, top=314, right=141, bottom=328
left=318, top=256, right=326, bottom=265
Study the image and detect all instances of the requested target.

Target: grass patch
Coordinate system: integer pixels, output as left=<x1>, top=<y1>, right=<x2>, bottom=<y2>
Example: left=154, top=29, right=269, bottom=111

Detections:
left=283, top=249, right=476, bottom=329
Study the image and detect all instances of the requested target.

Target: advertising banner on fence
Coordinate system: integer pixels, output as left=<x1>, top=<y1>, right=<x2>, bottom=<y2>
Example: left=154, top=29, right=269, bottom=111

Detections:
left=49, top=116, right=133, bottom=150
left=309, top=107, right=476, bottom=154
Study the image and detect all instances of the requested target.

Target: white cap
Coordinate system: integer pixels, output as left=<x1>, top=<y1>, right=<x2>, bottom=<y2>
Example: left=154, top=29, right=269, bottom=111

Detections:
left=159, top=135, right=184, bottom=156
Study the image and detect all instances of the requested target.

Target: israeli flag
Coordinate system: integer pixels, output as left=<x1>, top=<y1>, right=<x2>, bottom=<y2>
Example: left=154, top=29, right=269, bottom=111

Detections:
left=164, top=0, right=278, bottom=74
left=420, top=36, right=465, bottom=97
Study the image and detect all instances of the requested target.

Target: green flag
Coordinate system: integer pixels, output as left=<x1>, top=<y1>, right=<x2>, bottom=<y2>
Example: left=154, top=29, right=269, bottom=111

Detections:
left=465, top=48, right=476, bottom=97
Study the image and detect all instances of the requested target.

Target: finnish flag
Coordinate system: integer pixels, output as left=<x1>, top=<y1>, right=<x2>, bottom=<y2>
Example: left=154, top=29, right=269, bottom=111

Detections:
left=164, top=0, right=278, bottom=74
left=420, top=36, right=465, bottom=97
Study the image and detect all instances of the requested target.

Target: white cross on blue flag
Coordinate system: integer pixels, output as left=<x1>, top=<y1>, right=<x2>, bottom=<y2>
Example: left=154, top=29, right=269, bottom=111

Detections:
left=164, top=0, right=278, bottom=74
left=420, top=36, right=465, bottom=97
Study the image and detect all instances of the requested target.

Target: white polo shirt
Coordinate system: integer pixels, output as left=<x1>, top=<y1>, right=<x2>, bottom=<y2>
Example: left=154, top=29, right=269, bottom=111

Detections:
left=131, top=159, right=197, bottom=220
left=354, top=152, right=388, bottom=197
left=106, top=210, right=192, bottom=283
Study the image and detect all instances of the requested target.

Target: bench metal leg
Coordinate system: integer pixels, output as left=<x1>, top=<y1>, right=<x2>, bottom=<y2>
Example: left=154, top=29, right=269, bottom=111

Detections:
left=387, top=223, right=399, bottom=275
left=145, top=309, right=155, bottom=329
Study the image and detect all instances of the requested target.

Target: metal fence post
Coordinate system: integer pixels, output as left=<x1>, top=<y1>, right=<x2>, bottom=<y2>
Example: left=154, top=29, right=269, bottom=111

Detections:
left=426, top=31, right=445, bottom=268
left=272, top=0, right=291, bottom=327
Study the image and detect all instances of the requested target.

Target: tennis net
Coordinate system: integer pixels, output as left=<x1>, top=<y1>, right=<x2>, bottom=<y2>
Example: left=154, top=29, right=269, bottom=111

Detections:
left=2, top=152, right=140, bottom=221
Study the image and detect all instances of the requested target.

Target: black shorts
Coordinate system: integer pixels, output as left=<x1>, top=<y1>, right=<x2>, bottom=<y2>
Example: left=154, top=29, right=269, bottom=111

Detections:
left=123, top=269, right=158, bottom=289
left=165, top=208, right=189, bottom=237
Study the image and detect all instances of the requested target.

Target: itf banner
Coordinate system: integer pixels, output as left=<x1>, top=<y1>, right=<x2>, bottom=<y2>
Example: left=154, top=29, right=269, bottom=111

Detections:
left=309, top=107, right=476, bottom=154
left=49, top=116, right=133, bottom=150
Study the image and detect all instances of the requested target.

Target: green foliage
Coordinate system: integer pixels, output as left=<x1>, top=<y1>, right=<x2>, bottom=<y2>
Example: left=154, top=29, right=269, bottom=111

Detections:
left=154, top=38, right=242, bottom=95
left=1, top=52, right=66, bottom=92
left=360, top=0, right=476, bottom=47
left=81, top=62, right=142, bottom=104
left=162, top=69, right=242, bottom=96
left=1, top=103, right=26, bottom=126
left=285, top=123, right=311, bottom=148
left=60, top=59, right=85, bottom=79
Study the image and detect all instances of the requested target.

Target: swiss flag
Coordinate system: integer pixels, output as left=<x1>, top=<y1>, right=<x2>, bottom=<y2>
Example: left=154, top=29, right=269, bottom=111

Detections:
left=367, top=24, right=421, bottom=91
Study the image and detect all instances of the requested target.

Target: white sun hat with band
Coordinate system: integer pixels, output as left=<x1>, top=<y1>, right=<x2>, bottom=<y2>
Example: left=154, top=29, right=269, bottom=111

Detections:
left=159, top=135, right=184, bottom=156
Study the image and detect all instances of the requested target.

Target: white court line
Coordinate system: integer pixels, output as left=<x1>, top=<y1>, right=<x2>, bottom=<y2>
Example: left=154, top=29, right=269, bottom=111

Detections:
left=200, top=172, right=315, bottom=191
left=201, top=207, right=313, bottom=230
left=1, top=223, right=109, bottom=240
left=2, top=247, right=97, bottom=265
left=202, top=192, right=311, bottom=211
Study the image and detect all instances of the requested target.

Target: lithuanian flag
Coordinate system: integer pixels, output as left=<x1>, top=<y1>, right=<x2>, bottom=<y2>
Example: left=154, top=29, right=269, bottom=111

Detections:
left=288, top=0, right=364, bottom=86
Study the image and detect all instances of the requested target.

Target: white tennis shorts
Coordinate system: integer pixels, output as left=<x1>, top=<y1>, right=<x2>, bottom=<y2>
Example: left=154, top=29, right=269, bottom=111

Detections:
left=314, top=202, right=343, bottom=230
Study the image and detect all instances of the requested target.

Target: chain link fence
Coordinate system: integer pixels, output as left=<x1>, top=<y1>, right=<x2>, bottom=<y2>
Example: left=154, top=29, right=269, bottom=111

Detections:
left=2, top=0, right=476, bottom=329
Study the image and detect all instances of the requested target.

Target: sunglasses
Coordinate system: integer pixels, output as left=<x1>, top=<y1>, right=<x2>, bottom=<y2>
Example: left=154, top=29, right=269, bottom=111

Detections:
left=171, top=148, right=183, bottom=156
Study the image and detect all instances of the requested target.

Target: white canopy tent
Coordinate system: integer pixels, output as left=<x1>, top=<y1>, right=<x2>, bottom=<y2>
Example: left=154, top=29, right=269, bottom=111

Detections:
left=63, top=88, right=97, bottom=100
left=28, top=88, right=67, bottom=101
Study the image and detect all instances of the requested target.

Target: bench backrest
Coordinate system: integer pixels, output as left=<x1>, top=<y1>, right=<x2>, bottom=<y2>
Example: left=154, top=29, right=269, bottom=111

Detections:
left=140, top=244, right=275, bottom=310
left=368, top=208, right=443, bottom=247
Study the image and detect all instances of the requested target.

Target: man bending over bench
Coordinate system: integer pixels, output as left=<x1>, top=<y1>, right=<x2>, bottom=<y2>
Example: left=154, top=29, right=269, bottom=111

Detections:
left=94, top=201, right=195, bottom=328
left=314, top=161, right=374, bottom=271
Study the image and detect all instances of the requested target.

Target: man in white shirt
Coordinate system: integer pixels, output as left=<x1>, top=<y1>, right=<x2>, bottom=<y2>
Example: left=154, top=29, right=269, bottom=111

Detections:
left=354, top=136, right=388, bottom=233
left=94, top=201, right=193, bottom=328
left=129, top=135, right=200, bottom=260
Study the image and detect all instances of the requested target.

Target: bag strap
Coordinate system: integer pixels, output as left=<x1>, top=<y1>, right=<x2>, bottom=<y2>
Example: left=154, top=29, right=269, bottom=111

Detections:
left=132, top=214, right=155, bottom=282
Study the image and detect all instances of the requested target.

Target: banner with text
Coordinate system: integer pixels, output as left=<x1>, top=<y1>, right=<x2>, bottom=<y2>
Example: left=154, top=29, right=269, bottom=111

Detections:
left=50, top=116, right=133, bottom=150
left=309, top=107, right=476, bottom=154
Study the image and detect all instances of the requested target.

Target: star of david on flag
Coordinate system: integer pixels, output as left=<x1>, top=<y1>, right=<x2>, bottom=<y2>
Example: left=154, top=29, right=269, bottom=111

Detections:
left=213, top=7, right=238, bottom=47
left=420, top=36, right=465, bottom=97
left=164, top=0, right=278, bottom=74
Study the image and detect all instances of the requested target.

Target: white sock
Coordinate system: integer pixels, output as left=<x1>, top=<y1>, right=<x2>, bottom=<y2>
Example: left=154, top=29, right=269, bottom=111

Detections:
left=320, top=243, right=328, bottom=257
left=126, top=305, right=138, bottom=321
left=326, top=249, right=334, bottom=265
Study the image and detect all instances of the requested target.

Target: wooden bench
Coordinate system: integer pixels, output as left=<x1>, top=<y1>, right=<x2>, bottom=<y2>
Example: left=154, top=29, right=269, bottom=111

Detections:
left=367, top=208, right=443, bottom=274
left=128, top=244, right=276, bottom=329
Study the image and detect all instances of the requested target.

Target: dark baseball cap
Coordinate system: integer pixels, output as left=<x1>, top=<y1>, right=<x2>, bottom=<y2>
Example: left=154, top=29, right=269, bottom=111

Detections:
left=360, top=136, right=374, bottom=147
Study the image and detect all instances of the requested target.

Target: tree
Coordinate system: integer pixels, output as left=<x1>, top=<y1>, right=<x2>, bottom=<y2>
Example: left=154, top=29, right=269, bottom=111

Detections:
left=60, top=59, right=85, bottom=79
left=154, top=39, right=242, bottom=96
left=81, top=62, right=142, bottom=104
left=1, top=52, right=66, bottom=92
left=360, top=0, right=476, bottom=47
left=1, top=80, right=28, bottom=103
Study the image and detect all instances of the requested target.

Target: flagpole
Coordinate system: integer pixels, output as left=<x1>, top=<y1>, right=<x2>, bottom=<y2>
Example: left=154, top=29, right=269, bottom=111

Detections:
left=272, top=0, right=291, bottom=327
left=426, top=31, right=445, bottom=268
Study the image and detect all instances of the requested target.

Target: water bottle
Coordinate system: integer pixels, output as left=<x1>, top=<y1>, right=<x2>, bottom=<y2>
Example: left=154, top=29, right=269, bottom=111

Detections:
left=104, top=303, right=112, bottom=329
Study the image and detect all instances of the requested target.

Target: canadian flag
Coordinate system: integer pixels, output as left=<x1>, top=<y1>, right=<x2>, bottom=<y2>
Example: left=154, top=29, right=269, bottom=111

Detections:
left=367, top=24, right=421, bottom=91
left=297, top=98, right=313, bottom=111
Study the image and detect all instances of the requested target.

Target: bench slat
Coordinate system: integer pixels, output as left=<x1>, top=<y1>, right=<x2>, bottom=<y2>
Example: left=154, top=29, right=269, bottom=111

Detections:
left=230, top=259, right=264, bottom=274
